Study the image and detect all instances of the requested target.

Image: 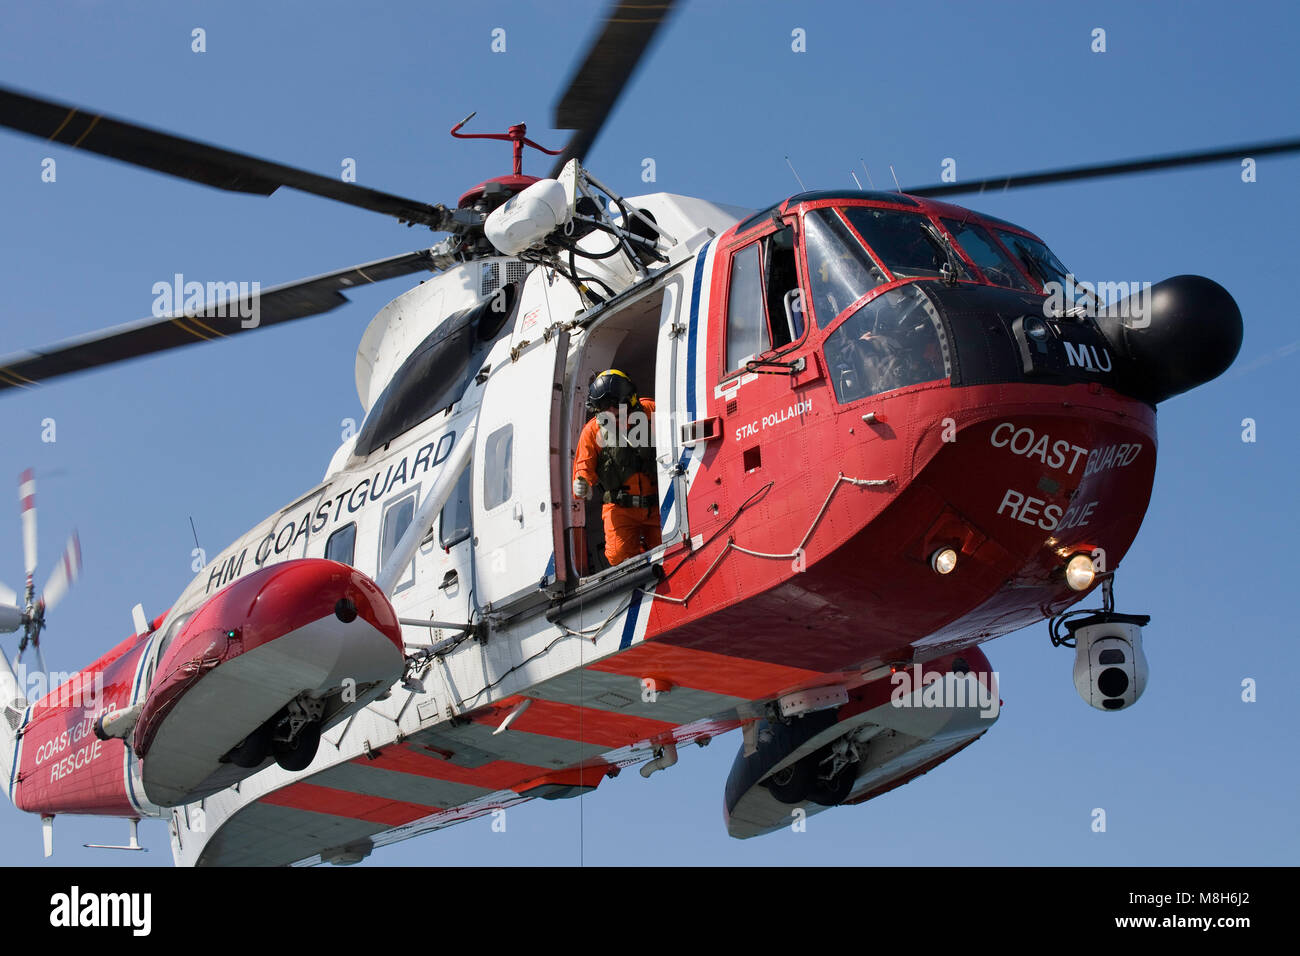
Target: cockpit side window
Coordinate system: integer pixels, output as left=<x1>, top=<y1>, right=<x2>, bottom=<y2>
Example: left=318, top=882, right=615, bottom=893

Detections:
left=725, top=225, right=809, bottom=372
left=725, top=242, right=770, bottom=371
left=765, top=225, right=802, bottom=347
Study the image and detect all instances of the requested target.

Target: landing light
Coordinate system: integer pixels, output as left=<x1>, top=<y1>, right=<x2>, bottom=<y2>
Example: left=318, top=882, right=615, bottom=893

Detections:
left=931, top=548, right=958, bottom=575
left=1065, top=554, right=1096, bottom=591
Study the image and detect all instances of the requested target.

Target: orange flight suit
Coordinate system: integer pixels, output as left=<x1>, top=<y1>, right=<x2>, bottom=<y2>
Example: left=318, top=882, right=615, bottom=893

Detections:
left=573, top=398, right=662, bottom=566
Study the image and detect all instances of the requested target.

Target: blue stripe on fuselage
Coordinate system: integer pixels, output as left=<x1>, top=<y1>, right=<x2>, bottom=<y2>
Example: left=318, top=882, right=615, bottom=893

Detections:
left=618, top=588, right=645, bottom=650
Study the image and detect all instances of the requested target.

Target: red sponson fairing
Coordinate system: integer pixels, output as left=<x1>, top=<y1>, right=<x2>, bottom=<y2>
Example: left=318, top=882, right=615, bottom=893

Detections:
left=14, top=559, right=404, bottom=816
left=134, top=559, right=402, bottom=759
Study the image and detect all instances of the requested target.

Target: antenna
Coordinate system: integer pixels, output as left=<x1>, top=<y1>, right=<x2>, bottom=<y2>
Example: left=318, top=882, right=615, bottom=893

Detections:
left=850, top=171, right=864, bottom=189
left=889, top=164, right=902, bottom=192
left=784, top=156, right=807, bottom=191
left=188, top=516, right=201, bottom=552
left=449, top=113, right=562, bottom=175
left=859, top=159, right=876, bottom=189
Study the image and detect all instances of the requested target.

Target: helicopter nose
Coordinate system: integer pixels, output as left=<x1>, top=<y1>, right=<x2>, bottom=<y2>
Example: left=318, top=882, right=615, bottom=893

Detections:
left=1096, top=274, right=1243, bottom=403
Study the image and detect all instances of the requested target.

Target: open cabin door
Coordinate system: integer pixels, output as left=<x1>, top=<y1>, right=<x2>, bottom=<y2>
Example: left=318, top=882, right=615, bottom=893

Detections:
left=472, top=329, right=570, bottom=611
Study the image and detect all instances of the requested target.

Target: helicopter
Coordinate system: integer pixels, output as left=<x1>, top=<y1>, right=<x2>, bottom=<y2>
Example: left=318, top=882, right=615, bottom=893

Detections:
left=0, top=1, right=1293, bottom=866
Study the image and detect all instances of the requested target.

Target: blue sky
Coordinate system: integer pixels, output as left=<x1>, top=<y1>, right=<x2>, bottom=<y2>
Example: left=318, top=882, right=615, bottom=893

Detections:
left=0, top=0, right=1296, bottom=866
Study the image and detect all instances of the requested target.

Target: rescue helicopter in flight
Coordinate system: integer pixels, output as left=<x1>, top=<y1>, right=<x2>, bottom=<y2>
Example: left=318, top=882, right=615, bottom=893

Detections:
left=0, top=0, right=1291, bottom=866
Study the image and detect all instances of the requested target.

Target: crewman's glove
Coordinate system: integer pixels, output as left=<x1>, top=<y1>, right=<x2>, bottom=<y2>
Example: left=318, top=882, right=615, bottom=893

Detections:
left=573, top=476, right=591, bottom=500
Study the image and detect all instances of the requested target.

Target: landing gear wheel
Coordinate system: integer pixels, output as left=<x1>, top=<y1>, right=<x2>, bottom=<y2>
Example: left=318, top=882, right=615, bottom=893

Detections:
left=273, top=720, right=321, bottom=772
left=808, top=763, right=857, bottom=807
left=226, top=721, right=273, bottom=768
left=763, top=759, right=813, bottom=804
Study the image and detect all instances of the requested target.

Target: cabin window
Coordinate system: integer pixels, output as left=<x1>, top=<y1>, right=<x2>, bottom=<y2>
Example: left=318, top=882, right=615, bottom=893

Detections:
left=325, top=523, right=356, bottom=566
left=380, top=491, right=417, bottom=592
left=440, top=464, right=473, bottom=548
left=483, top=424, right=513, bottom=511
left=822, top=284, right=951, bottom=403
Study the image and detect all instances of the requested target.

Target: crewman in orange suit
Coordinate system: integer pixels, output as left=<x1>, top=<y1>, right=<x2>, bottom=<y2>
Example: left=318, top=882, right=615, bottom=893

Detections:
left=572, top=369, right=662, bottom=566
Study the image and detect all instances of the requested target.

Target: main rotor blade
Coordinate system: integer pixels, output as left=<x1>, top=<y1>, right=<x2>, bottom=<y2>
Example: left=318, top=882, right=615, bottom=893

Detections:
left=0, top=86, right=453, bottom=229
left=41, top=532, right=81, bottom=613
left=0, top=249, right=439, bottom=392
left=549, top=0, right=678, bottom=177
left=904, top=137, right=1300, bottom=198
left=19, top=470, right=36, bottom=578
left=0, top=581, right=15, bottom=607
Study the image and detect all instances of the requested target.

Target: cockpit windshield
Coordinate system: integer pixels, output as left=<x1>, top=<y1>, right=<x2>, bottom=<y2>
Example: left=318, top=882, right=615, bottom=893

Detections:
left=799, top=200, right=1089, bottom=324
left=941, top=218, right=1033, bottom=291
left=822, top=284, right=950, bottom=403
left=991, top=228, right=1093, bottom=310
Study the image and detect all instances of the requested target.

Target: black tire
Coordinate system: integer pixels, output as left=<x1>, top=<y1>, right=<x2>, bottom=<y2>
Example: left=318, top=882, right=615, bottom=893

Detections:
left=226, top=721, right=273, bottom=768
left=273, top=721, right=321, bottom=772
left=808, top=761, right=857, bottom=807
left=763, top=758, right=813, bottom=804
left=724, top=711, right=841, bottom=820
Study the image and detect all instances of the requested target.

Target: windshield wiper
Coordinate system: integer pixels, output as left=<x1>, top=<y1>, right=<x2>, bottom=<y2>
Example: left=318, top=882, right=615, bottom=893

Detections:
left=1015, top=243, right=1100, bottom=318
left=921, top=222, right=963, bottom=286
left=1011, top=240, right=1051, bottom=287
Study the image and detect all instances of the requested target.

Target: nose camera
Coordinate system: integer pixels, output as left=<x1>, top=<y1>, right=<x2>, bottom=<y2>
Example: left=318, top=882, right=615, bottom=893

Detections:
left=1070, top=618, right=1149, bottom=711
